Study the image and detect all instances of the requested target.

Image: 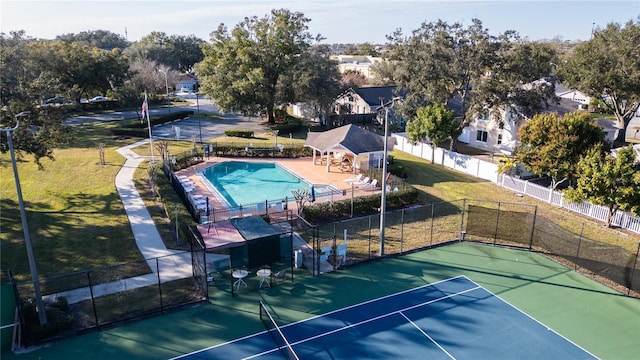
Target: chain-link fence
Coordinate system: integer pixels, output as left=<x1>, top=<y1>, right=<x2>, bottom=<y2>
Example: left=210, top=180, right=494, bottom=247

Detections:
left=300, top=199, right=639, bottom=297
left=299, top=200, right=466, bottom=274
left=9, top=248, right=207, bottom=347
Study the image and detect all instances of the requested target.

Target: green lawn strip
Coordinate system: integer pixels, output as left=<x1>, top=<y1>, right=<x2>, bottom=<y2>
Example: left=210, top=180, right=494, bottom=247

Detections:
left=390, top=150, right=639, bottom=252
left=0, top=124, right=143, bottom=283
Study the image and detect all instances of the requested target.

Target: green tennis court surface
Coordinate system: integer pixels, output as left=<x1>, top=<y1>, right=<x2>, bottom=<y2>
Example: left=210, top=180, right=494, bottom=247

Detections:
left=2, top=242, right=638, bottom=359
left=174, top=276, right=596, bottom=359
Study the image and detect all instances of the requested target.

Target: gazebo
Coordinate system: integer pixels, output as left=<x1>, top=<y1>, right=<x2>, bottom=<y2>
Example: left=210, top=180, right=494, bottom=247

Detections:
left=304, top=124, right=395, bottom=173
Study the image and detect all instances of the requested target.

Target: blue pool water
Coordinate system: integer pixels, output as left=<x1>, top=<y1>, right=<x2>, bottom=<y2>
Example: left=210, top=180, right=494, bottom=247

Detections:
left=200, top=161, right=311, bottom=207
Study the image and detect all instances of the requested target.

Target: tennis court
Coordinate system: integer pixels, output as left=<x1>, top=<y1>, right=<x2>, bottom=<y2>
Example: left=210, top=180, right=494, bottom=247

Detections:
left=173, top=276, right=595, bottom=360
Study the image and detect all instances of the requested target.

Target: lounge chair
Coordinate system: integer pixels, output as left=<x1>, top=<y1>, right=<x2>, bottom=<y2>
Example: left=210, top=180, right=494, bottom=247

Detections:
left=353, top=176, right=370, bottom=186
left=344, top=173, right=363, bottom=184
left=361, top=179, right=379, bottom=190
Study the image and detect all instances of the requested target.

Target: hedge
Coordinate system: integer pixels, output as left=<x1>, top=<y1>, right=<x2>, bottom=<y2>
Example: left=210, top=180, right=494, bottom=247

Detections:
left=301, top=186, right=420, bottom=224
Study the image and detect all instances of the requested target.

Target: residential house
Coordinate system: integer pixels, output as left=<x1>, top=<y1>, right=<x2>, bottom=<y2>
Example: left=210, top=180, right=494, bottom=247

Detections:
left=175, top=73, right=199, bottom=92
left=555, top=83, right=592, bottom=111
left=332, top=86, right=406, bottom=129
left=330, top=55, right=382, bottom=79
left=459, top=82, right=600, bottom=155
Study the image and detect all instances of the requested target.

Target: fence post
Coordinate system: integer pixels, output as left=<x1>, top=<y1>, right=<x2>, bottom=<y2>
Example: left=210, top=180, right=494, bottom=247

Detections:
left=156, top=257, right=165, bottom=313
left=460, top=199, right=466, bottom=241
left=628, top=243, right=640, bottom=296
left=575, top=223, right=585, bottom=271
left=430, top=203, right=435, bottom=247
left=368, top=215, right=372, bottom=260
left=87, top=271, right=99, bottom=329
left=493, top=202, right=501, bottom=246
left=400, top=208, right=405, bottom=253
left=528, top=206, right=537, bottom=250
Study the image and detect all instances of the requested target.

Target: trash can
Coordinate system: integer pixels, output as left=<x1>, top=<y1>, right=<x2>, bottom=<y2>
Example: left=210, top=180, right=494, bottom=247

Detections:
left=294, top=249, right=303, bottom=268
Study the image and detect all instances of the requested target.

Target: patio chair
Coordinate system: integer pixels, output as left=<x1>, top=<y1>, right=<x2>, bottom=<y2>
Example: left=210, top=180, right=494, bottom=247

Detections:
left=344, top=173, right=363, bottom=183
left=361, top=179, right=378, bottom=190
left=320, top=246, right=332, bottom=262
left=353, top=176, right=370, bottom=186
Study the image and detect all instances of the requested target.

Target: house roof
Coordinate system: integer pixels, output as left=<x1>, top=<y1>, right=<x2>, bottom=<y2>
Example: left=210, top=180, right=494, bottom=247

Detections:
left=304, top=124, right=395, bottom=155
left=350, top=86, right=405, bottom=108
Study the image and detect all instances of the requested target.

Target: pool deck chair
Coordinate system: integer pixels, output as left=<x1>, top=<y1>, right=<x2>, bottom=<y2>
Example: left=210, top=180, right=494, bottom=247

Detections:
left=344, top=173, right=363, bottom=184
left=360, top=179, right=378, bottom=190
left=320, top=246, right=332, bottom=262
left=337, top=243, right=347, bottom=264
left=353, top=176, right=370, bottom=186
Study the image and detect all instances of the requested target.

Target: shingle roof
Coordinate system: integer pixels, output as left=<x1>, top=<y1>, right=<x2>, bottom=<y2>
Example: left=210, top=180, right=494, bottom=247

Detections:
left=304, top=124, right=395, bottom=155
left=352, top=86, right=405, bottom=108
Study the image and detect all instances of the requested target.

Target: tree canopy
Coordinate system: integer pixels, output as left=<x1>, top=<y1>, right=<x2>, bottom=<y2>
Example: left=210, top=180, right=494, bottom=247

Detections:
left=559, top=17, right=640, bottom=139
left=279, top=44, right=342, bottom=124
left=515, top=111, right=606, bottom=190
left=376, top=19, right=558, bottom=150
left=56, top=30, right=129, bottom=50
left=196, top=9, right=315, bottom=124
left=126, top=32, right=205, bottom=73
left=564, top=145, right=640, bottom=227
left=406, top=103, right=459, bottom=163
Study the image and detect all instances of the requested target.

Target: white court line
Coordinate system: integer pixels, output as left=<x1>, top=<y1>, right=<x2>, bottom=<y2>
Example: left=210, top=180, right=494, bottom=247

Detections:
left=285, top=286, right=481, bottom=348
left=242, top=285, right=480, bottom=360
left=399, top=312, right=456, bottom=360
left=463, top=277, right=600, bottom=359
left=170, top=276, right=474, bottom=360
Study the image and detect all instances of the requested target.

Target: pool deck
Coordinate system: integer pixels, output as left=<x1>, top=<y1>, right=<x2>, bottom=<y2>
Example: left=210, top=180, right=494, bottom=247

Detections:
left=176, top=156, right=380, bottom=213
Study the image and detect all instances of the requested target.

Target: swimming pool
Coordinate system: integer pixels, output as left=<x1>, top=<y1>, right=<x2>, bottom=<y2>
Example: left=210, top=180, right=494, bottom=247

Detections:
left=200, top=161, right=313, bottom=207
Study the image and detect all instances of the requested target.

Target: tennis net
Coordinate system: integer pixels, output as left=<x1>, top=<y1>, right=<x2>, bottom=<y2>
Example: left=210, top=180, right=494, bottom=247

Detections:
left=259, top=301, right=300, bottom=360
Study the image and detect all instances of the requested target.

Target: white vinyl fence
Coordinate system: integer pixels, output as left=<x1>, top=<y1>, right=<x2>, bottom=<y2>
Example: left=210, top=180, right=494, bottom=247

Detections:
left=393, top=134, right=640, bottom=234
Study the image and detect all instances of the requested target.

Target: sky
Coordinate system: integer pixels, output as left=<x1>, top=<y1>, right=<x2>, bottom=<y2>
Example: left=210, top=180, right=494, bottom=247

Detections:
left=1, top=1, right=639, bottom=44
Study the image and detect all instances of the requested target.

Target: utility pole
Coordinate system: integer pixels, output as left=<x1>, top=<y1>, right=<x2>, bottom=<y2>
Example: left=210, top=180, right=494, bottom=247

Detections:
left=2, top=111, right=47, bottom=325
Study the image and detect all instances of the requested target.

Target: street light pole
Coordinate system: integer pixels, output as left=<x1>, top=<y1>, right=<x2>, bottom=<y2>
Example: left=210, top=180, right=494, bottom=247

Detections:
left=379, top=105, right=389, bottom=256
left=158, top=69, right=170, bottom=113
left=2, top=111, right=47, bottom=325
left=196, top=92, right=202, bottom=143
left=379, top=97, right=399, bottom=257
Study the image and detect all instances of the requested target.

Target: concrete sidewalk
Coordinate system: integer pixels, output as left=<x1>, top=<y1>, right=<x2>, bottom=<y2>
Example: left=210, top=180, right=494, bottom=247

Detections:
left=45, top=140, right=193, bottom=304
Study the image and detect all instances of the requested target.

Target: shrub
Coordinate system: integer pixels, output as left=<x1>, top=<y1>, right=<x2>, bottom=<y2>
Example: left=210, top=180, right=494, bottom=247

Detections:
left=224, top=129, right=254, bottom=138
left=21, top=297, right=75, bottom=344
left=301, top=186, right=420, bottom=224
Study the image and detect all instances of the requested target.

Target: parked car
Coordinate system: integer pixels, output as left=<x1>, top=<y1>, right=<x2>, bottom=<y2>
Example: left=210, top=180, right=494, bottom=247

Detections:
left=178, top=87, right=192, bottom=94
left=89, top=96, right=109, bottom=103
left=42, top=96, right=65, bottom=105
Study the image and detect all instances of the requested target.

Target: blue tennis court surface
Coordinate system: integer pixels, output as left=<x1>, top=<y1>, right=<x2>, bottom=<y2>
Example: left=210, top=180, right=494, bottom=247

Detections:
left=172, top=276, right=597, bottom=360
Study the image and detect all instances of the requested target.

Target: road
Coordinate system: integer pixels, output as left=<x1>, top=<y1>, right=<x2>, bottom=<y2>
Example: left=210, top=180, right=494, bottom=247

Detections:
left=64, top=95, right=270, bottom=142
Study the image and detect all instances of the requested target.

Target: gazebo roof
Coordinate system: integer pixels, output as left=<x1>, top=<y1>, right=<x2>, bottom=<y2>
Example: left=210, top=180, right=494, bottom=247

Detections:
left=304, top=124, right=394, bottom=155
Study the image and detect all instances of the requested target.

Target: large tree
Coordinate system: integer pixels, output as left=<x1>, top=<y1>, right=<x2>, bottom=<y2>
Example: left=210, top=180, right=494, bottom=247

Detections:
left=559, top=17, right=640, bottom=141
left=196, top=9, right=314, bottom=124
left=515, top=111, right=606, bottom=190
left=376, top=19, right=558, bottom=150
left=56, top=29, right=129, bottom=50
left=126, top=32, right=205, bottom=73
left=564, top=145, right=640, bottom=227
left=280, top=44, right=342, bottom=125
left=405, top=103, right=459, bottom=163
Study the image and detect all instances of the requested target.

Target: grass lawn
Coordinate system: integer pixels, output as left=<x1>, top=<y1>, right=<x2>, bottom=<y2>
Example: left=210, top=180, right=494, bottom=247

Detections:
left=1, top=117, right=638, bottom=286
left=0, top=121, right=143, bottom=283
